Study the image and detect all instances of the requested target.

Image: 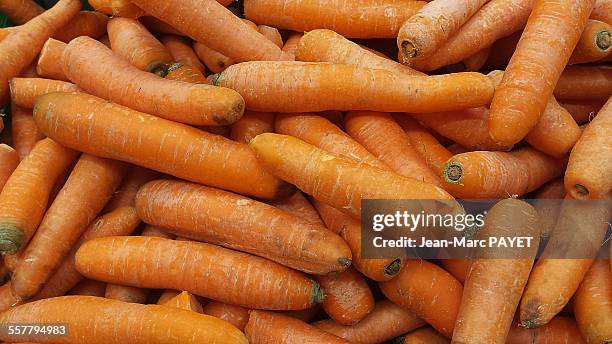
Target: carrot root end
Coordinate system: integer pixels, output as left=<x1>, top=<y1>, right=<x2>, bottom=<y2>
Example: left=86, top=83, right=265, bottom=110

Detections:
left=570, top=184, right=590, bottom=200
left=0, top=226, right=25, bottom=255
left=311, top=280, right=325, bottom=304
left=443, top=161, right=463, bottom=184
left=211, top=73, right=223, bottom=86
left=338, top=257, right=351, bottom=268
left=384, top=258, right=402, bottom=277
left=596, top=30, right=611, bottom=51
left=400, top=40, right=418, bottom=60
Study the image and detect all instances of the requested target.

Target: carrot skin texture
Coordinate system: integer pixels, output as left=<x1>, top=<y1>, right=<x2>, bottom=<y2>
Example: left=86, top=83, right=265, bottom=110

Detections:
left=9, top=77, right=79, bottom=109
left=569, top=19, right=612, bottom=64
left=36, top=38, right=69, bottom=81
left=506, top=317, right=586, bottom=344
left=105, top=284, right=149, bottom=304
left=394, top=116, right=453, bottom=174
left=591, top=0, right=612, bottom=24
left=555, top=66, right=612, bottom=101
left=68, top=279, right=106, bottom=297
left=33, top=92, right=291, bottom=200
left=230, top=110, right=275, bottom=143
left=403, top=327, right=450, bottom=344
left=161, top=35, right=206, bottom=73
left=573, top=260, right=612, bottom=343
left=75, top=236, right=323, bottom=310
left=317, top=267, right=374, bottom=325
left=161, top=291, right=204, bottom=312
left=0, top=145, right=19, bottom=191
left=10, top=105, right=45, bottom=161
left=89, top=0, right=146, bottom=18
left=560, top=100, right=605, bottom=124
left=164, top=63, right=208, bottom=84
left=104, top=166, right=157, bottom=212
left=204, top=302, right=249, bottom=331
left=193, top=42, right=235, bottom=73
left=0, top=0, right=44, bottom=25
left=282, top=32, right=303, bottom=59
left=53, top=11, right=109, bottom=43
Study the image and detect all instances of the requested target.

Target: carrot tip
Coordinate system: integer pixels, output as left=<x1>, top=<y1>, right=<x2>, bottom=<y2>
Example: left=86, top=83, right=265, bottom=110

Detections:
left=311, top=279, right=325, bottom=304
left=596, top=30, right=612, bottom=51
left=0, top=225, right=25, bottom=255
left=151, top=63, right=170, bottom=77
left=400, top=40, right=418, bottom=59
left=213, top=101, right=245, bottom=125
left=211, top=73, right=223, bottom=86
left=570, top=184, right=590, bottom=200
left=384, top=258, right=402, bottom=277
left=442, top=161, right=463, bottom=184
left=338, top=257, right=351, bottom=267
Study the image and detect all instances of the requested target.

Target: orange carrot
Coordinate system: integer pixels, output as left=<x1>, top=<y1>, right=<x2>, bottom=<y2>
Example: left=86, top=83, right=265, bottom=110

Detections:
left=438, top=259, right=470, bottom=284
left=36, top=38, right=68, bottom=81
left=402, top=327, right=449, bottom=344
left=161, top=291, right=204, bottom=312
left=397, top=0, right=490, bottom=63
left=213, top=61, right=495, bottom=113
left=164, top=63, right=208, bottom=83
left=104, top=166, right=157, bottom=212
left=555, top=65, right=612, bottom=101
left=193, top=42, right=235, bottom=73
left=34, top=92, right=290, bottom=200
left=0, top=0, right=81, bottom=106
left=63, top=37, right=244, bottom=126
left=9, top=77, right=79, bottom=109
left=89, top=0, right=146, bottom=18
left=53, top=11, right=109, bottom=43
left=75, top=236, right=324, bottom=310
left=457, top=46, right=491, bottom=72
left=230, top=110, right=275, bottom=143
left=314, top=300, right=426, bottom=344
left=565, top=96, right=612, bottom=200
left=204, top=302, right=249, bottom=331
left=316, top=267, right=374, bottom=326
left=0, top=138, right=78, bottom=254
left=0, top=0, right=44, bottom=24
left=282, top=32, right=303, bottom=59
left=244, top=0, right=426, bottom=38
left=574, top=260, right=612, bottom=343
left=0, top=144, right=19, bottom=191
left=156, top=290, right=181, bottom=305
left=9, top=104, right=44, bottom=160
left=506, top=316, right=586, bottom=344
left=569, top=19, right=612, bottom=64
left=138, top=16, right=182, bottom=35
left=532, top=178, right=565, bottom=240
left=591, top=0, right=611, bottom=24
left=560, top=100, right=606, bottom=124
left=488, top=0, right=596, bottom=146
left=441, top=147, right=566, bottom=199
left=0, top=296, right=248, bottom=344
left=246, top=310, right=351, bottom=344
left=160, top=35, right=206, bottom=73
left=258, top=25, right=283, bottom=48
left=270, top=191, right=324, bottom=227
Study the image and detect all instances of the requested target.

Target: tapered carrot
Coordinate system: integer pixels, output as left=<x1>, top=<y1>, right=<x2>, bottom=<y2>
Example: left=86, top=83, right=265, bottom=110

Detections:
left=204, top=302, right=249, bottom=331
left=63, top=37, right=244, bottom=126
left=161, top=35, right=206, bottom=73
left=439, top=259, right=470, bottom=284
left=245, top=0, right=426, bottom=38
left=164, top=63, right=208, bottom=83
left=0, top=144, right=19, bottom=191
left=34, top=92, right=289, bottom=200
left=213, top=62, right=495, bottom=113
left=104, top=166, right=157, bottom=212
left=9, top=77, right=79, bottom=109
left=574, top=260, right=612, bottom=343
left=68, top=279, right=107, bottom=297
left=452, top=199, right=539, bottom=344
left=314, top=300, right=426, bottom=344
left=569, top=19, right=611, bottom=64
left=560, top=100, right=606, bottom=124
left=565, top=97, right=612, bottom=200
left=161, top=291, right=204, bottom=312
left=316, top=267, right=374, bottom=326
left=0, top=0, right=81, bottom=106
left=36, top=38, right=68, bottom=81
left=0, top=296, right=248, bottom=344
left=533, top=178, right=565, bottom=240
left=0, top=138, right=78, bottom=254
left=230, top=110, right=274, bottom=143
left=282, top=32, right=303, bottom=59
left=403, top=327, right=449, bottom=344
left=193, top=42, right=235, bottom=73
left=76, top=236, right=323, bottom=310
left=258, top=25, right=283, bottom=48
left=89, top=0, right=146, bottom=18
left=488, top=0, right=596, bottom=147
left=0, top=0, right=43, bottom=25
left=506, top=317, right=586, bottom=344
left=9, top=105, right=44, bottom=161
left=408, top=0, right=535, bottom=72
left=53, top=11, right=109, bottom=43
left=136, top=179, right=351, bottom=274
left=555, top=66, right=612, bottom=101
left=296, top=29, right=423, bottom=76
left=592, top=0, right=611, bottom=24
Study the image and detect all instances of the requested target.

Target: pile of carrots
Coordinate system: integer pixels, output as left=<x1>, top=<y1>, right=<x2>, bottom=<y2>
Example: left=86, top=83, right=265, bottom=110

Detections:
left=0, top=0, right=610, bottom=343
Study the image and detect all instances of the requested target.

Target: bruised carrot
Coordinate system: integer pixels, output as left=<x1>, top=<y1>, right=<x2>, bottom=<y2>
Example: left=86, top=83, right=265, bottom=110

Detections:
left=569, top=19, right=611, bottom=64
left=89, top=0, right=146, bottom=18
left=105, top=166, right=157, bottom=212
left=0, top=138, right=78, bottom=254
left=592, top=0, right=611, bottom=25
left=213, top=62, right=495, bottom=113
left=439, top=259, right=470, bottom=284
left=258, top=25, right=283, bottom=48
left=506, top=316, right=586, bottom=344
left=316, top=267, right=374, bottom=325
left=68, top=279, right=106, bottom=297
left=488, top=0, right=596, bottom=147
left=161, top=35, right=206, bottom=73
left=230, top=110, right=275, bottom=143
left=0, top=295, right=248, bottom=344
left=403, top=327, right=449, bottom=344
left=560, top=100, right=606, bottom=124
left=36, top=38, right=68, bottom=81
left=204, top=302, right=249, bottom=331
left=532, top=178, right=565, bottom=240
left=555, top=65, right=612, bottom=101
left=0, top=144, right=19, bottom=191
left=314, top=300, right=426, bottom=344
left=0, top=0, right=81, bottom=106
left=574, top=260, right=612, bottom=343
left=9, top=77, right=79, bottom=109
left=565, top=97, right=612, bottom=200
left=245, top=0, right=426, bottom=39
left=282, top=32, right=303, bottom=59
left=76, top=236, right=324, bottom=310
left=10, top=105, right=44, bottom=160
left=164, top=63, right=208, bottom=83
left=193, top=42, right=235, bottom=73
left=0, top=0, right=43, bottom=24
left=53, top=11, right=109, bottom=43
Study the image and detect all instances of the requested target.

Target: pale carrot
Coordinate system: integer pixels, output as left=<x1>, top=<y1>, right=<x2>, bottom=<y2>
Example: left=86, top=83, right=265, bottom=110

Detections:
left=104, top=166, right=157, bottom=212
left=160, top=35, right=206, bottom=73
left=555, top=65, right=612, bottom=101
left=162, top=291, right=204, bottom=312
left=560, top=100, right=606, bottom=124
left=573, top=260, right=612, bottom=343
left=68, top=279, right=106, bottom=297
left=204, top=302, right=249, bottom=331
left=282, top=32, right=303, bottom=59
left=9, top=105, right=44, bottom=160
left=532, top=178, right=565, bottom=240
left=0, top=0, right=44, bottom=25
left=164, top=63, right=208, bottom=84
left=258, top=25, right=283, bottom=48
left=402, top=327, right=449, bottom=344
left=0, top=144, right=19, bottom=191
left=193, top=42, right=235, bottom=73
left=89, top=0, right=146, bottom=18
left=9, top=77, right=79, bottom=109
left=53, top=11, right=109, bottom=43
left=230, top=110, right=275, bottom=143
left=36, top=38, right=69, bottom=81
left=506, top=317, right=586, bottom=344
left=569, top=19, right=612, bottom=64
left=591, top=0, right=611, bottom=25
left=317, top=267, right=374, bottom=326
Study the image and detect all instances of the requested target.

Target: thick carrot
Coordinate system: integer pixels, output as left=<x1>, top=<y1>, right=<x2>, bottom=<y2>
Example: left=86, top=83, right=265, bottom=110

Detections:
left=193, top=42, right=235, bottom=73
left=282, top=32, right=303, bottom=59
left=213, top=61, right=495, bottom=113
left=532, top=178, right=565, bottom=240
left=244, top=0, right=426, bottom=38
left=0, top=144, right=19, bottom=191
left=452, top=199, right=539, bottom=344
left=162, top=291, right=204, bottom=312
left=104, top=166, right=157, bottom=212
left=9, top=77, right=79, bottom=109
left=63, top=37, right=244, bottom=126
left=230, top=110, right=274, bottom=143
left=569, top=19, right=612, bottom=64
left=136, top=179, right=351, bottom=274
left=36, top=38, right=68, bottom=81
left=68, top=279, right=106, bottom=297
left=439, top=259, right=470, bottom=284
left=403, top=327, right=449, bottom=344
left=317, top=267, right=374, bottom=326
left=397, top=0, right=490, bottom=63
left=560, top=100, right=606, bottom=124
left=161, top=35, right=206, bottom=73
left=204, top=302, right=249, bottom=331
left=75, top=236, right=323, bottom=310
left=408, top=0, right=535, bottom=72
left=33, top=92, right=289, bottom=200
left=314, top=300, right=426, bottom=344
left=574, top=260, right=612, bottom=343
left=164, top=63, right=208, bottom=84
left=53, top=11, right=109, bottom=43
left=89, top=0, right=146, bottom=18
left=592, top=0, right=611, bottom=24
left=246, top=310, right=351, bottom=344
left=555, top=65, right=612, bottom=101
left=0, top=0, right=43, bottom=24
left=488, top=0, right=596, bottom=147
left=0, top=296, right=247, bottom=344
left=0, top=0, right=81, bottom=106
left=10, top=105, right=44, bottom=161
left=296, top=29, right=423, bottom=76
left=0, top=138, right=78, bottom=254
left=131, top=0, right=287, bottom=62
left=506, top=317, right=586, bottom=344
left=11, top=154, right=126, bottom=300
left=565, top=97, right=612, bottom=200
left=442, top=147, right=566, bottom=199
left=258, top=25, right=283, bottom=48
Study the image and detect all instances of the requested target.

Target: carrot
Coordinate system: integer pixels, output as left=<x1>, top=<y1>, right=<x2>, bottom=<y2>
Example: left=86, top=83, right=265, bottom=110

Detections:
left=555, top=66, right=612, bottom=101
left=36, top=38, right=68, bottom=81
left=442, top=147, right=566, bottom=199
left=569, top=19, right=612, bottom=64
left=0, top=296, right=248, bottom=344
left=488, top=0, right=596, bottom=147
left=0, top=0, right=81, bottom=106
left=246, top=310, right=351, bottom=344
left=131, top=0, right=287, bottom=62
left=0, top=144, right=19, bottom=191
left=160, top=35, right=206, bottom=73
left=258, top=25, right=283, bottom=48
left=560, top=100, right=606, bottom=124
left=344, top=111, right=440, bottom=185
left=68, top=279, right=106, bottom=297
left=316, top=267, right=374, bottom=326
left=532, top=178, right=565, bottom=240
left=230, top=110, right=275, bottom=143
left=53, top=11, right=109, bottom=43
left=9, top=105, right=44, bottom=161
left=592, top=0, right=611, bottom=25
left=0, top=0, right=44, bottom=25
left=574, top=260, right=612, bottom=343
left=138, top=16, right=182, bottom=35
left=160, top=291, right=204, bottom=313
left=244, top=0, right=426, bottom=38
left=89, top=0, right=146, bottom=18
left=213, top=61, right=495, bottom=113
left=565, top=96, right=612, bottom=200
left=275, top=113, right=389, bottom=170
left=282, top=32, right=303, bottom=59
left=0, top=138, right=78, bottom=254
left=164, top=63, right=208, bottom=84
left=104, top=285, right=148, bottom=304
left=270, top=191, right=324, bottom=227
left=438, top=259, right=470, bottom=284
left=193, top=42, right=235, bottom=73
left=0, top=283, right=21, bottom=312
left=506, top=316, right=586, bottom=344
left=10, top=154, right=126, bottom=300
left=135, top=179, right=351, bottom=274
left=157, top=290, right=181, bottom=305
left=402, top=327, right=449, bottom=344
left=33, top=92, right=289, bottom=200
left=314, top=300, right=426, bottom=344
left=9, top=77, right=79, bottom=109
left=104, top=166, right=157, bottom=212
left=482, top=30, right=522, bottom=69
left=520, top=197, right=611, bottom=329
left=457, top=46, right=491, bottom=72
left=452, top=199, right=539, bottom=344
left=397, top=0, right=490, bottom=63
left=75, top=236, right=324, bottom=310
left=408, top=0, right=535, bottom=72
left=296, top=29, right=423, bottom=76
left=204, top=302, right=249, bottom=331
